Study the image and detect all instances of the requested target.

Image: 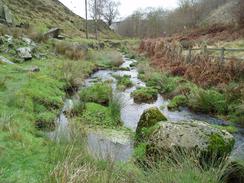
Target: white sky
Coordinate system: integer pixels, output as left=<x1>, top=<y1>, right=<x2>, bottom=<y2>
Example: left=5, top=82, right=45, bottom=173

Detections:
left=59, top=0, right=179, bottom=20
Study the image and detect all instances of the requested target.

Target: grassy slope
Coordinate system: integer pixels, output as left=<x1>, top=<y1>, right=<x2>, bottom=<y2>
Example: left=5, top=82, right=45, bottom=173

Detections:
left=2, top=0, right=117, bottom=39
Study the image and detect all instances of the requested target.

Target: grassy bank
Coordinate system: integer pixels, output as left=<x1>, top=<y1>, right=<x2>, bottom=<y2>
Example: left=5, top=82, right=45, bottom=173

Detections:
left=0, top=34, right=124, bottom=182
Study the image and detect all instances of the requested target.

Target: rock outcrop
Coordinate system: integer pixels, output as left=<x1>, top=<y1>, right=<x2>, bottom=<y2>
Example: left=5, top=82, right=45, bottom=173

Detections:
left=0, top=1, right=14, bottom=24
left=146, top=120, right=235, bottom=159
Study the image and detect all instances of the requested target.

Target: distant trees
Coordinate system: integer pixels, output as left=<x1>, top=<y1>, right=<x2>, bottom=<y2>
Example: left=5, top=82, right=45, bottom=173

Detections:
left=102, top=0, right=120, bottom=26
left=89, top=0, right=120, bottom=26
left=117, top=0, right=232, bottom=38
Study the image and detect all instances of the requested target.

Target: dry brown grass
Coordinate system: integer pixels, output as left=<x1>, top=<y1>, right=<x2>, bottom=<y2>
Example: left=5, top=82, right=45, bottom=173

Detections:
left=139, top=39, right=244, bottom=88
left=55, top=41, right=86, bottom=60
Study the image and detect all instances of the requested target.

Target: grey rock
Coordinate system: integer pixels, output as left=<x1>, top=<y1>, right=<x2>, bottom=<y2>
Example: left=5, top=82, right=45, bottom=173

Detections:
left=0, top=55, right=14, bottom=64
left=3, top=5, right=13, bottom=24
left=0, top=2, right=14, bottom=24
left=16, top=47, right=32, bottom=60
left=44, top=28, right=61, bottom=39
left=147, top=120, right=235, bottom=158
left=22, top=37, right=36, bottom=48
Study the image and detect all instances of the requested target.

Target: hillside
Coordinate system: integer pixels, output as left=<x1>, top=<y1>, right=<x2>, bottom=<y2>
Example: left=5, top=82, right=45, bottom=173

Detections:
left=202, top=0, right=240, bottom=27
left=1, top=0, right=117, bottom=38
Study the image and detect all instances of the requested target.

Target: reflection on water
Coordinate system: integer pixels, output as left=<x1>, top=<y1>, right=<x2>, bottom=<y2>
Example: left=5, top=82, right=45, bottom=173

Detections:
left=87, top=132, right=133, bottom=161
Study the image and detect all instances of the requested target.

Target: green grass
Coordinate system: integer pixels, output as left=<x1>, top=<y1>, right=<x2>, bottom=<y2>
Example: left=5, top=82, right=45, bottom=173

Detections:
left=0, top=39, right=100, bottom=182
left=80, top=102, right=121, bottom=128
left=113, top=75, right=133, bottom=90
left=168, top=95, right=188, bottom=111
left=79, top=83, right=112, bottom=106
left=188, top=88, right=228, bottom=114
left=131, top=87, right=158, bottom=104
left=87, top=50, right=123, bottom=69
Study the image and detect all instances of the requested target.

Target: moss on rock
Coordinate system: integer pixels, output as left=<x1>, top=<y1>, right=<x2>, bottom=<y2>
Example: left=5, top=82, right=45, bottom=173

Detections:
left=208, top=134, right=235, bottom=157
left=131, top=87, right=158, bottom=104
left=136, top=107, right=167, bottom=141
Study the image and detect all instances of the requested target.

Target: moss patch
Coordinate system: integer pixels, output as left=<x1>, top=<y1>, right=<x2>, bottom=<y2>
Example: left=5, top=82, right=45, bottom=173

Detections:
left=136, top=107, right=167, bottom=141
left=208, top=134, right=235, bottom=157
left=131, top=87, right=158, bottom=104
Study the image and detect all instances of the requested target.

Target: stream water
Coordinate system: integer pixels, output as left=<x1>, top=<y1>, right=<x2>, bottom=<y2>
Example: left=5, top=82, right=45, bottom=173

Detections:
left=51, top=55, right=244, bottom=161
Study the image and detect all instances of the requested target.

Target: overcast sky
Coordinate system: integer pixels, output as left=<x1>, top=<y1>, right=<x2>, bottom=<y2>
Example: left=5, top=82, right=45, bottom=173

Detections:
left=59, top=0, right=179, bottom=20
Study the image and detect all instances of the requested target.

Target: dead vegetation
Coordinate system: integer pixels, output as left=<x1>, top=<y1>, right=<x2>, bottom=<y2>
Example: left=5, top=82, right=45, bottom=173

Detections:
left=139, top=39, right=244, bottom=88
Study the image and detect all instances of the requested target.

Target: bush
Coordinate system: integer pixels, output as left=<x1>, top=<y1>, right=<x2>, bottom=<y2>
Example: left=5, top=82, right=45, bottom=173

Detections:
left=79, top=83, right=112, bottom=106
left=188, top=88, right=228, bottom=114
left=131, top=87, right=158, bottom=104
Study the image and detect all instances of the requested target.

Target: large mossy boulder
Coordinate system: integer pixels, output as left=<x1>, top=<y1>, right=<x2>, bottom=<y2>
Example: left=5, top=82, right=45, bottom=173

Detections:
left=131, top=87, right=158, bottom=104
left=136, top=107, right=167, bottom=141
left=146, top=120, right=235, bottom=159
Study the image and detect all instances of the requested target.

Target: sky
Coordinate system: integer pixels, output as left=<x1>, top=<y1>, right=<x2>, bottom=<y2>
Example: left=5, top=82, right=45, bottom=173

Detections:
left=59, top=0, right=179, bottom=20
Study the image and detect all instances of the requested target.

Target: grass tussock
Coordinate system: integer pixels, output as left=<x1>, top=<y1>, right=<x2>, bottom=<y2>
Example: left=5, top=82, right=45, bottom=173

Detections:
left=88, top=50, right=123, bottom=69
left=47, top=136, right=234, bottom=183
left=55, top=41, right=87, bottom=60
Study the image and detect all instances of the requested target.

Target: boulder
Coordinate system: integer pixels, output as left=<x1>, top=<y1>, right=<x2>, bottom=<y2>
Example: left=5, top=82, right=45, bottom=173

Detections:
left=44, top=28, right=61, bottom=39
left=0, top=2, right=14, bottom=24
left=3, top=5, right=13, bottom=24
left=136, top=107, right=167, bottom=141
left=16, top=47, right=32, bottom=60
left=0, top=55, right=14, bottom=64
left=146, top=120, right=235, bottom=159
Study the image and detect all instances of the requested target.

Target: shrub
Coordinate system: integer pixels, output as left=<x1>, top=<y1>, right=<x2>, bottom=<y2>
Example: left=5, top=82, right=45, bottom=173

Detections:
left=188, top=88, right=228, bottom=114
left=79, top=83, right=112, bottom=106
left=168, top=95, right=188, bottom=111
left=131, top=87, right=158, bottom=104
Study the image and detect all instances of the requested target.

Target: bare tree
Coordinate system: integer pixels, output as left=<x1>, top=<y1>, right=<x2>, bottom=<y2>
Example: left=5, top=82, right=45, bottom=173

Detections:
left=102, top=0, right=120, bottom=26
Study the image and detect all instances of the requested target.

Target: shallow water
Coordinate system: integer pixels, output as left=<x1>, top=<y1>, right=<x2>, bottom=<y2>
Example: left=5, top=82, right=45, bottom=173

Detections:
left=54, top=55, right=244, bottom=161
